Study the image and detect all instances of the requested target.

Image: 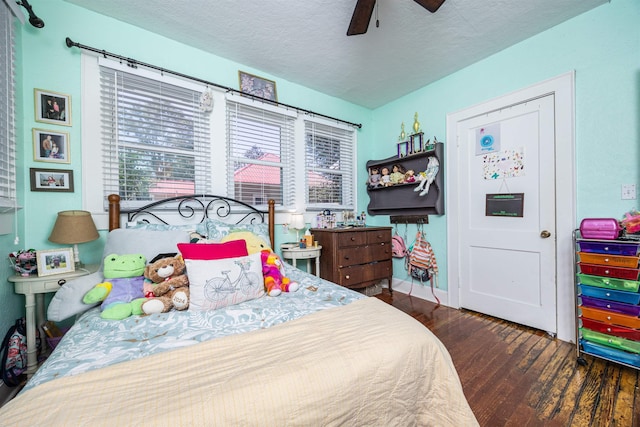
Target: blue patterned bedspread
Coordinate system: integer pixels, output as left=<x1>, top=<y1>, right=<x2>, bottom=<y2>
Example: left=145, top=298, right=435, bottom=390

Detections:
left=24, top=265, right=364, bottom=392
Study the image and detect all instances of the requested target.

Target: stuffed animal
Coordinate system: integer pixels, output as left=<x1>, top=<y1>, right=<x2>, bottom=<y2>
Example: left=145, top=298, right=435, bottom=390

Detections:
left=220, top=231, right=271, bottom=254
left=260, top=249, right=299, bottom=297
left=82, top=253, right=148, bottom=320
left=141, top=254, right=190, bottom=315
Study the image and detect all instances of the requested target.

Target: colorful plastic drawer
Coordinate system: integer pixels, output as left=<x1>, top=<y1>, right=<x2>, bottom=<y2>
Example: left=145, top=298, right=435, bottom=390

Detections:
left=578, top=241, right=640, bottom=256
left=580, top=317, right=640, bottom=341
left=577, top=273, right=640, bottom=292
left=580, top=339, right=640, bottom=368
left=578, top=263, right=640, bottom=280
left=580, top=295, right=640, bottom=316
left=578, top=252, right=639, bottom=268
left=579, top=284, right=640, bottom=305
left=580, top=306, right=640, bottom=329
left=580, top=328, right=640, bottom=354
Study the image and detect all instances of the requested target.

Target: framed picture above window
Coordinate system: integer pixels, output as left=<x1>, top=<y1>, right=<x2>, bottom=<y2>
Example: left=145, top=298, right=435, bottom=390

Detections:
left=34, top=88, right=71, bottom=126
left=30, top=168, right=74, bottom=192
left=33, top=128, right=70, bottom=164
left=238, top=71, right=277, bottom=101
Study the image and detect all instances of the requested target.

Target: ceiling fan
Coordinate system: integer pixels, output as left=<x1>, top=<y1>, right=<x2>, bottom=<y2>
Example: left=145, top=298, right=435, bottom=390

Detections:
left=347, top=0, right=445, bottom=36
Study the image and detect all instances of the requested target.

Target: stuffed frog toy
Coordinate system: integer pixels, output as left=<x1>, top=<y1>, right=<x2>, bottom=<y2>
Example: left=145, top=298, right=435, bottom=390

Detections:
left=82, top=253, right=149, bottom=320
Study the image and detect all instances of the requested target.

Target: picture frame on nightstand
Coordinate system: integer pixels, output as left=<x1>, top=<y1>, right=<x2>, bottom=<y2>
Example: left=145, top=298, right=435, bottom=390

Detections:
left=36, top=248, right=75, bottom=276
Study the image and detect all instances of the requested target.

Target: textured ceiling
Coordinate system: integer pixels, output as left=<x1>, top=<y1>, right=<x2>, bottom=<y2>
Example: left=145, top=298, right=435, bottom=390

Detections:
left=62, top=0, right=607, bottom=109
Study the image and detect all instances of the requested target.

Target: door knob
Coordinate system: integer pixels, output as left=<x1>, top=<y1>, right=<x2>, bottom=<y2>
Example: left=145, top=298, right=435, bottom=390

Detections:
left=540, top=230, right=551, bottom=238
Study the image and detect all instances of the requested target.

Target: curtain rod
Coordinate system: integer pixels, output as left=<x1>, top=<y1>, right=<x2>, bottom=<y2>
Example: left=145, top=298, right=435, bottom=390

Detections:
left=65, top=37, right=362, bottom=129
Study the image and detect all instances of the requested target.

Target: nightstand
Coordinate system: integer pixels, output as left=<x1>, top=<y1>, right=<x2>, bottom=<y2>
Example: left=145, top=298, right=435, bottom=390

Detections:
left=281, top=245, right=322, bottom=277
left=8, top=264, right=99, bottom=377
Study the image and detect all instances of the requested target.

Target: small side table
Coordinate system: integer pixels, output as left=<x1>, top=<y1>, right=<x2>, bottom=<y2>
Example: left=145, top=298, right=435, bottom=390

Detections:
left=281, top=245, right=322, bottom=277
left=8, top=264, right=98, bottom=378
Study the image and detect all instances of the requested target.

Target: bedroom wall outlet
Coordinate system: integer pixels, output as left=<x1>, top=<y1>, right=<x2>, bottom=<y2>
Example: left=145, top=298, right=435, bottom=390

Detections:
left=622, top=184, right=636, bottom=200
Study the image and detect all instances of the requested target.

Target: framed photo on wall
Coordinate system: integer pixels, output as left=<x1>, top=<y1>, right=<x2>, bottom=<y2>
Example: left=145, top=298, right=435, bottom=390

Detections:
left=29, top=168, right=74, bottom=192
left=36, top=248, right=75, bottom=276
left=34, top=88, right=71, bottom=126
left=238, top=71, right=277, bottom=101
left=33, top=128, right=70, bottom=164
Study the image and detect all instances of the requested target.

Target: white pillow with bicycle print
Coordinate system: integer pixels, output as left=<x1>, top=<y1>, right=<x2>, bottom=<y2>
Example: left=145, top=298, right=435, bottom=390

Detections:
left=186, top=252, right=265, bottom=311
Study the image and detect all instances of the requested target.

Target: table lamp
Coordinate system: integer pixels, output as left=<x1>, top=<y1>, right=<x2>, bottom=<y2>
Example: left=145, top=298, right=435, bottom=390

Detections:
left=48, top=210, right=99, bottom=268
left=290, top=213, right=306, bottom=242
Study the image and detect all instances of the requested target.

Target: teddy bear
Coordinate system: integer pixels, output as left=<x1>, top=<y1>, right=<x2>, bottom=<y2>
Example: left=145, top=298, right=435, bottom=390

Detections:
left=141, top=254, right=190, bottom=315
left=260, top=249, right=299, bottom=297
left=82, top=253, right=148, bottom=320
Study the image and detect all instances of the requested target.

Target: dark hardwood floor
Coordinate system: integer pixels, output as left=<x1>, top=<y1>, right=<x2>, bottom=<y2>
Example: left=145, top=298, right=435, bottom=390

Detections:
left=375, top=290, right=640, bottom=427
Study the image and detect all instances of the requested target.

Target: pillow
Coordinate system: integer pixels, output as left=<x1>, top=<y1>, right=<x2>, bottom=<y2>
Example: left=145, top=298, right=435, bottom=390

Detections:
left=47, top=229, right=192, bottom=321
left=195, top=218, right=270, bottom=245
left=187, top=252, right=265, bottom=311
left=127, top=222, right=196, bottom=232
left=177, top=240, right=248, bottom=260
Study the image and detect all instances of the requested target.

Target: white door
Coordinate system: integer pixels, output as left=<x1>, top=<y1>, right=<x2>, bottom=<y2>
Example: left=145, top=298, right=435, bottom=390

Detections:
left=457, top=95, right=557, bottom=333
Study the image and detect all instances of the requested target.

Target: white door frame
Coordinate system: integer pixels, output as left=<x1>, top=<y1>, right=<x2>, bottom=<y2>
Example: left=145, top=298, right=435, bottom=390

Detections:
left=445, top=72, right=576, bottom=343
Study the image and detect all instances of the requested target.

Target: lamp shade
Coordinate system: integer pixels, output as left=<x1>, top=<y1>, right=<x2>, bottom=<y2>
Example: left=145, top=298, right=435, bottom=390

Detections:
left=48, top=210, right=99, bottom=244
left=290, top=213, right=305, bottom=230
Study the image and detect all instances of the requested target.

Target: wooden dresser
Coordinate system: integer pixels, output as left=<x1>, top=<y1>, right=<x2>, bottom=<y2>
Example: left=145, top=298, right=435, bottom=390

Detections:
left=310, top=227, right=393, bottom=293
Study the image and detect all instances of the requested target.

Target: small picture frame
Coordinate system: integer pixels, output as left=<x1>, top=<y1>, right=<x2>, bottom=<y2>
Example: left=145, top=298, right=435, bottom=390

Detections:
left=36, top=248, right=75, bottom=276
left=239, top=71, right=277, bottom=101
left=30, top=168, right=74, bottom=192
left=34, top=88, right=71, bottom=126
left=33, top=128, right=70, bottom=164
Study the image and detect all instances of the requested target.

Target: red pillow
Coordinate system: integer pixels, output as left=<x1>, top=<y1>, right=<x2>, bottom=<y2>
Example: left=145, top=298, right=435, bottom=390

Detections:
left=178, top=240, right=248, bottom=260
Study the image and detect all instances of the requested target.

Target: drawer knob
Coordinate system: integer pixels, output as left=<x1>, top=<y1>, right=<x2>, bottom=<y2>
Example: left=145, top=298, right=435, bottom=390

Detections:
left=57, top=279, right=66, bottom=286
left=607, top=316, right=612, bottom=320
left=607, top=328, right=611, bottom=332
left=345, top=275, right=350, bottom=279
left=604, top=247, right=609, bottom=251
left=604, top=258, right=609, bottom=262
left=350, top=237, right=355, bottom=241
left=606, top=293, right=611, bottom=297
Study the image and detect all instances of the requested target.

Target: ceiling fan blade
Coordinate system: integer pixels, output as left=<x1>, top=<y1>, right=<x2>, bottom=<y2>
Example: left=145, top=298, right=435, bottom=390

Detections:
left=413, top=0, right=445, bottom=13
left=347, top=0, right=376, bottom=36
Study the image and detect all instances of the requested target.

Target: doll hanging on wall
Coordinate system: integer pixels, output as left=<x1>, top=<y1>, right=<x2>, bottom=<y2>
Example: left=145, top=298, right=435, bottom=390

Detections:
left=368, top=167, right=381, bottom=188
left=381, top=167, right=392, bottom=187
left=390, top=164, right=405, bottom=185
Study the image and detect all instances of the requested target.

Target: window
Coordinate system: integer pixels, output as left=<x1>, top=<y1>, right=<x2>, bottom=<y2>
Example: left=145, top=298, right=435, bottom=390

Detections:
left=99, top=63, right=211, bottom=206
left=226, top=97, right=295, bottom=208
left=0, top=2, right=16, bottom=209
left=304, top=120, right=355, bottom=209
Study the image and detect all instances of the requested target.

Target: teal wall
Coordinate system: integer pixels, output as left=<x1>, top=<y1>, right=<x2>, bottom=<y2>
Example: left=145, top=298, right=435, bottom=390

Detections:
left=2, top=0, right=638, bottom=335
left=368, top=0, right=640, bottom=289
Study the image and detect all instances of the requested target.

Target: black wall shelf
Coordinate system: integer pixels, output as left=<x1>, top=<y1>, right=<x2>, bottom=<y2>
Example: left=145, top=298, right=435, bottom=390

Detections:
left=366, top=142, right=444, bottom=216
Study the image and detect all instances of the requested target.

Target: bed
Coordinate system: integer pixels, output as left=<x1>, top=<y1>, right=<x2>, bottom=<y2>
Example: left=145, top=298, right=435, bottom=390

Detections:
left=0, top=194, right=477, bottom=426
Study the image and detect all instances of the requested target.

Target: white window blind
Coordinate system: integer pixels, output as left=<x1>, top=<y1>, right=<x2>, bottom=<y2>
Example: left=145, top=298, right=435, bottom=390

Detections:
left=99, top=65, right=211, bottom=205
left=0, top=3, right=16, bottom=207
left=226, top=100, right=295, bottom=207
left=304, top=120, right=354, bottom=209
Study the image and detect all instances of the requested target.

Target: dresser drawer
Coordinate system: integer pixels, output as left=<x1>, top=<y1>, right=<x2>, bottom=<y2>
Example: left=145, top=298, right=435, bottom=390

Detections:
left=337, top=244, right=391, bottom=267
left=579, top=284, right=640, bottom=305
left=580, top=328, right=640, bottom=354
left=580, top=306, right=640, bottom=329
left=337, top=232, right=367, bottom=248
left=366, top=229, right=391, bottom=245
left=578, top=252, right=639, bottom=268
left=577, top=273, right=640, bottom=292
left=581, top=317, right=640, bottom=341
left=338, top=260, right=391, bottom=288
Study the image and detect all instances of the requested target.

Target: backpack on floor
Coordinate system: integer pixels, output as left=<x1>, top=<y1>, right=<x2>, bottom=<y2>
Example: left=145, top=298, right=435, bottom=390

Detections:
left=1, top=318, right=28, bottom=387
